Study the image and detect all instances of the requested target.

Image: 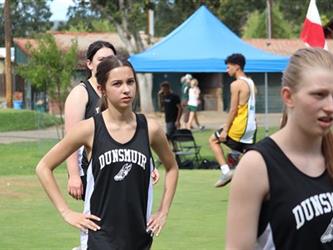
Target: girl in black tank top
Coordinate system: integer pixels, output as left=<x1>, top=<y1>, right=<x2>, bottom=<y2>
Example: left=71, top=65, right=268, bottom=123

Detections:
left=36, top=55, right=178, bottom=250
left=225, top=48, right=333, bottom=249
left=65, top=41, right=116, bottom=201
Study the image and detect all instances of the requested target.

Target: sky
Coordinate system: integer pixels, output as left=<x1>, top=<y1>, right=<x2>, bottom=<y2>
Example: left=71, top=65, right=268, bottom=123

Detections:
left=0, top=0, right=74, bottom=21
left=49, top=0, right=74, bottom=21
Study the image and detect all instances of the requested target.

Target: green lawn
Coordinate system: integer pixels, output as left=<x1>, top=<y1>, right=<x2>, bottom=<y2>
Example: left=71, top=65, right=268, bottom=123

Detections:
left=0, top=109, right=61, bottom=132
left=0, top=127, right=277, bottom=249
left=0, top=139, right=65, bottom=176
left=0, top=171, right=227, bottom=250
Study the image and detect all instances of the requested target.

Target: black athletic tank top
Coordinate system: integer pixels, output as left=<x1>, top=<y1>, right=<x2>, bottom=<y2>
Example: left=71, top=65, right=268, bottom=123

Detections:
left=81, top=113, right=154, bottom=250
left=82, top=80, right=100, bottom=119
left=252, top=137, right=333, bottom=250
left=81, top=80, right=100, bottom=185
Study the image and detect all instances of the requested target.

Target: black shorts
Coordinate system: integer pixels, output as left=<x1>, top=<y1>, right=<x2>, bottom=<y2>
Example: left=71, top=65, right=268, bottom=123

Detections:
left=166, top=122, right=176, bottom=140
left=214, top=128, right=253, bottom=153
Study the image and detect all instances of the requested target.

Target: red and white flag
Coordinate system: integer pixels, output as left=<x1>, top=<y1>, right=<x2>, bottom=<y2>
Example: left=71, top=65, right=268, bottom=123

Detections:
left=300, top=0, right=328, bottom=50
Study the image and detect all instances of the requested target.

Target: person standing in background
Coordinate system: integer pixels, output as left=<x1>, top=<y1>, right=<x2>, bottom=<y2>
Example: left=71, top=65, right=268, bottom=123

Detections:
left=65, top=40, right=117, bottom=200
left=186, top=78, right=204, bottom=130
left=180, top=74, right=192, bottom=127
left=158, top=81, right=182, bottom=139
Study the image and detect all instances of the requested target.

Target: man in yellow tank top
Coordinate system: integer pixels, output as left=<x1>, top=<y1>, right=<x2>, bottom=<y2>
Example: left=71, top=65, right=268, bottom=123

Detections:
left=209, top=53, right=257, bottom=187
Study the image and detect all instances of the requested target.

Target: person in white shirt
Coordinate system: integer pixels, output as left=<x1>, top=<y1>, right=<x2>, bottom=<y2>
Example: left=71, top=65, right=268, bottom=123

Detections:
left=186, top=78, right=204, bottom=130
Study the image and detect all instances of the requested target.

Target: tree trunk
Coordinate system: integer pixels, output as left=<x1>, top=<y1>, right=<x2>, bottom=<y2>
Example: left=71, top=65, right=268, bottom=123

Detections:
left=137, top=73, right=154, bottom=113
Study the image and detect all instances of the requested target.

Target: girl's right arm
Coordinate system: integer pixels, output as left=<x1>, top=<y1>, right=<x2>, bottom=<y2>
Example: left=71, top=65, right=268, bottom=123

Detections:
left=64, top=84, right=89, bottom=200
left=226, top=150, right=269, bottom=249
left=36, top=119, right=100, bottom=232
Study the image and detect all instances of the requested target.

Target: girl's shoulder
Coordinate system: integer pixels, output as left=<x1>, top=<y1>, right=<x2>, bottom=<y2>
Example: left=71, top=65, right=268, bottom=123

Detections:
left=66, top=83, right=89, bottom=104
left=232, top=149, right=269, bottom=198
left=63, top=117, right=95, bottom=147
left=144, top=116, right=164, bottom=142
left=145, top=116, right=160, bottom=131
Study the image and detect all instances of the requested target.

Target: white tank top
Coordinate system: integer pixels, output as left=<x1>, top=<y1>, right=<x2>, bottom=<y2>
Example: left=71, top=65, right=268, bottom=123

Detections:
left=187, top=87, right=200, bottom=107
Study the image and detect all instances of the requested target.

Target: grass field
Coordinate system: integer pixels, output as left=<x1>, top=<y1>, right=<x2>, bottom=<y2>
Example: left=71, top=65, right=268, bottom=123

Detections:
left=0, top=127, right=277, bottom=249
left=0, top=109, right=61, bottom=132
left=0, top=171, right=228, bottom=250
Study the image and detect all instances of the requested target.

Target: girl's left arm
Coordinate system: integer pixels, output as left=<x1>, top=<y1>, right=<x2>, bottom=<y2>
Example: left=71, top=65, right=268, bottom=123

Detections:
left=147, top=118, right=179, bottom=236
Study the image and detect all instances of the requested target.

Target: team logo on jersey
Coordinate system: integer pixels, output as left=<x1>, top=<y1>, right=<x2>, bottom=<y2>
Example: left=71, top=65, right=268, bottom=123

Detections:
left=114, top=163, right=132, bottom=181
left=321, top=217, right=333, bottom=243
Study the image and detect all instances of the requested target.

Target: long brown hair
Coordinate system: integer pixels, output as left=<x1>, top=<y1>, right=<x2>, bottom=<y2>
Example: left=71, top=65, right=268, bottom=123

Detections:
left=281, top=48, right=333, bottom=179
left=95, top=55, right=138, bottom=112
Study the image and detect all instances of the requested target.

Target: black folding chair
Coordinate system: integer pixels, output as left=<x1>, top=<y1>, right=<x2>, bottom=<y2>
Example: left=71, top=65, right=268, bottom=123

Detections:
left=170, top=129, right=202, bottom=169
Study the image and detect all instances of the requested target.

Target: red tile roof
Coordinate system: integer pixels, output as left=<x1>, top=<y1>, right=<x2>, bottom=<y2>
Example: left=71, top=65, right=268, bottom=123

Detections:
left=14, top=32, right=126, bottom=53
left=53, top=31, right=126, bottom=50
left=13, top=38, right=38, bottom=55
left=14, top=32, right=128, bottom=69
left=245, top=38, right=333, bottom=56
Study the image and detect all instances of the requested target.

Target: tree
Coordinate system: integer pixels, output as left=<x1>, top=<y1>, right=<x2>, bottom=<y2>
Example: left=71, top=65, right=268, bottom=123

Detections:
left=17, top=34, right=78, bottom=136
left=58, top=0, right=115, bottom=32
left=154, top=0, right=221, bottom=37
left=242, top=4, right=292, bottom=39
left=0, top=0, right=52, bottom=46
left=63, top=19, right=116, bottom=32
left=86, top=0, right=153, bottom=112
left=217, top=0, right=266, bottom=35
left=240, top=0, right=333, bottom=38
left=277, top=0, right=333, bottom=35
left=90, top=0, right=148, bottom=53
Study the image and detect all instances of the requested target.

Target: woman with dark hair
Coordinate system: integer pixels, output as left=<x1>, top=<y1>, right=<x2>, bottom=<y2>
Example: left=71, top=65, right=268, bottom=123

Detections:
left=226, top=48, right=333, bottom=249
left=36, top=55, right=178, bottom=250
left=65, top=40, right=117, bottom=200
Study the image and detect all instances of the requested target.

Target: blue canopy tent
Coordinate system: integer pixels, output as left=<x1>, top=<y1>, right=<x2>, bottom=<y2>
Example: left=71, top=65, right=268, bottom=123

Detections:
left=130, top=5, right=289, bottom=73
left=130, top=6, right=290, bottom=132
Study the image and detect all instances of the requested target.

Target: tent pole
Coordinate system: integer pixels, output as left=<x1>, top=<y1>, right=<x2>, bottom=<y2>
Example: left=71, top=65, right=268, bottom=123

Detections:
left=264, top=72, right=269, bottom=136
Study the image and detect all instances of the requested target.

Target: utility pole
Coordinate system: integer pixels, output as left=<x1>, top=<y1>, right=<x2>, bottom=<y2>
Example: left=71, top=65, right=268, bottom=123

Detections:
left=266, top=0, right=272, bottom=40
left=146, top=0, right=154, bottom=44
left=265, top=0, right=273, bottom=136
left=4, top=0, right=13, bottom=108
